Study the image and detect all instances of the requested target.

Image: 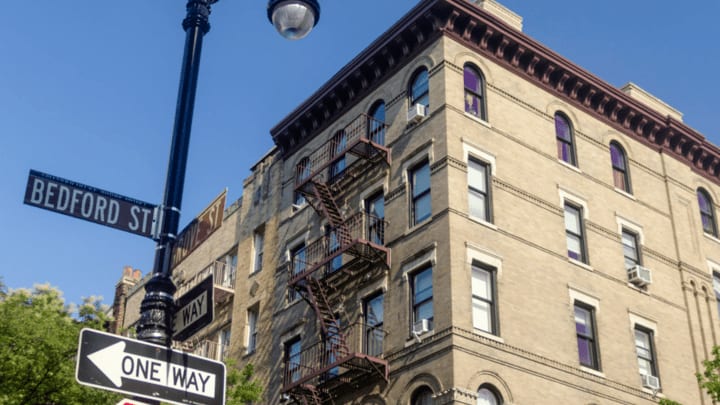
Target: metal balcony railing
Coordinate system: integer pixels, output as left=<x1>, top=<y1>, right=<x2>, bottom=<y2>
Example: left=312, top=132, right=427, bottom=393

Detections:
left=295, top=114, right=389, bottom=191
left=289, top=212, right=389, bottom=286
left=191, top=339, right=229, bottom=362
left=282, top=322, right=388, bottom=392
left=175, top=260, right=236, bottom=303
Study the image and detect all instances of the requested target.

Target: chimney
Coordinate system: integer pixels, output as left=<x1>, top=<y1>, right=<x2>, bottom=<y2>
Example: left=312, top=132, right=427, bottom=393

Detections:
left=468, top=0, right=523, bottom=31
left=110, top=267, right=142, bottom=334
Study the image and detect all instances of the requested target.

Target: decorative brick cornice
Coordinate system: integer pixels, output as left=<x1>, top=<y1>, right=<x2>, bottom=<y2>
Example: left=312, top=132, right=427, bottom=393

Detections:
left=271, top=0, right=719, bottom=185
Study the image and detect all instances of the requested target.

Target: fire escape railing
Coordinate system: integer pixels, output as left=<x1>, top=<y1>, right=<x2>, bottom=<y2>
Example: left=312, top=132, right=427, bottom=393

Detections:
left=175, top=260, right=236, bottom=303
left=289, top=211, right=390, bottom=286
left=282, top=322, right=388, bottom=393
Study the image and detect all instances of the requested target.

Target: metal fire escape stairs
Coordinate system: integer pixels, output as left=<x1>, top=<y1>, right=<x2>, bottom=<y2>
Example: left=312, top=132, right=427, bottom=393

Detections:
left=284, top=114, right=391, bottom=404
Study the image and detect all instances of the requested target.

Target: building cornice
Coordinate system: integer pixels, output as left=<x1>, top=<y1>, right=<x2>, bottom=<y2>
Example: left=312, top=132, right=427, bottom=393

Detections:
left=271, top=0, right=720, bottom=184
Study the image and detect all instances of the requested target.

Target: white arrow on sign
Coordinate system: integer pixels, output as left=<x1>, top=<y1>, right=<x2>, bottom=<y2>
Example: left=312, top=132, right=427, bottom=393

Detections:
left=117, top=399, right=151, bottom=405
left=88, top=341, right=216, bottom=399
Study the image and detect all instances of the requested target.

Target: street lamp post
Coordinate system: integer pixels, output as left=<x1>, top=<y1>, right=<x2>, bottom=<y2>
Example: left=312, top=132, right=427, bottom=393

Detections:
left=136, top=0, right=321, bottom=348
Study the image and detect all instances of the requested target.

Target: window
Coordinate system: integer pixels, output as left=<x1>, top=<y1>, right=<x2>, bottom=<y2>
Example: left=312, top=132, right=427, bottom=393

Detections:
left=246, top=308, right=258, bottom=354
left=294, top=157, right=310, bottom=207
left=411, top=386, right=433, bottom=405
left=610, top=142, right=631, bottom=193
left=468, top=157, right=491, bottom=222
left=284, top=337, right=302, bottom=383
left=472, top=264, right=498, bottom=335
left=222, top=252, right=238, bottom=288
left=366, top=192, right=385, bottom=245
left=555, top=113, right=576, bottom=166
left=326, top=227, right=342, bottom=273
left=409, top=68, right=429, bottom=110
left=477, top=384, right=502, bottom=405
left=698, top=188, right=718, bottom=236
left=574, top=302, right=600, bottom=370
left=364, top=293, right=384, bottom=356
left=252, top=229, right=264, bottom=274
left=564, top=202, right=587, bottom=263
left=635, top=326, right=658, bottom=379
left=412, top=267, right=433, bottom=330
left=464, top=64, right=487, bottom=120
left=288, top=243, right=306, bottom=302
left=329, top=130, right=347, bottom=180
left=219, top=327, right=231, bottom=361
left=622, top=229, right=640, bottom=270
left=368, top=101, right=386, bottom=145
left=410, top=161, right=431, bottom=225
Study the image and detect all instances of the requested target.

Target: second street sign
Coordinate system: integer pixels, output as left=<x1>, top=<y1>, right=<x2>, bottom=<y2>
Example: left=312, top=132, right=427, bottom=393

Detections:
left=76, top=329, right=225, bottom=405
left=173, top=275, right=214, bottom=341
left=24, top=169, right=157, bottom=238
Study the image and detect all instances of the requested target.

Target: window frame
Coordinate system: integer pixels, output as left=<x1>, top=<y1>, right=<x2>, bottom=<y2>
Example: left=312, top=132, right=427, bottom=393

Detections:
left=246, top=307, right=258, bottom=354
left=564, top=201, right=588, bottom=263
left=555, top=112, right=577, bottom=166
left=252, top=229, right=264, bottom=274
left=698, top=188, right=718, bottom=236
left=329, top=130, right=347, bottom=180
left=368, top=100, right=386, bottom=145
left=284, top=336, right=302, bottom=383
left=468, top=156, right=492, bottom=223
left=634, top=325, right=659, bottom=379
left=288, top=243, right=307, bottom=303
left=463, top=63, right=487, bottom=120
left=410, top=385, right=434, bottom=405
left=409, top=67, right=430, bottom=110
left=365, top=191, right=385, bottom=245
left=471, top=262, right=499, bottom=335
left=622, top=228, right=641, bottom=270
left=294, top=157, right=311, bottom=207
left=610, top=141, right=631, bottom=193
left=411, top=266, right=434, bottom=332
left=363, top=292, right=384, bottom=357
left=477, top=384, right=503, bottom=405
left=574, top=301, right=601, bottom=370
left=410, top=160, right=432, bottom=226
left=713, top=272, right=720, bottom=317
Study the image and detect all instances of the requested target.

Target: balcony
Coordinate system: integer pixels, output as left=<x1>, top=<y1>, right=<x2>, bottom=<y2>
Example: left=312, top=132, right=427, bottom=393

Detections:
left=295, top=113, right=390, bottom=198
left=282, top=322, right=388, bottom=400
left=191, top=339, right=229, bottom=362
left=175, top=260, right=236, bottom=304
left=289, top=211, right=390, bottom=288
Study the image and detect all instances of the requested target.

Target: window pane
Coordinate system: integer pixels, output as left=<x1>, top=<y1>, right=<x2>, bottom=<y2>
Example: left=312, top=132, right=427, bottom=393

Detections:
left=414, top=193, right=432, bottom=223
left=411, top=70, right=429, bottom=106
left=577, top=336, right=593, bottom=366
left=555, top=114, right=572, bottom=141
left=414, top=269, right=433, bottom=302
left=564, top=206, right=581, bottom=233
left=472, top=267, right=491, bottom=299
left=567, top=235, right=582, bottom=260
left=477, top=388, right=499, bottom=405
left=464, top=66, right=480, bottom=93
left=473, top=299, right=491, bottom=331
left=469, top=190, right=487, bottom=220
left=366, top=294, right=384, bottom=326
left=610, top=144, right=626, bottom=170
left=416, top=301, right=434, bottom=322
left=468, top=160, right=487, bottom=193
left=412, top=164, right=431, bottom=197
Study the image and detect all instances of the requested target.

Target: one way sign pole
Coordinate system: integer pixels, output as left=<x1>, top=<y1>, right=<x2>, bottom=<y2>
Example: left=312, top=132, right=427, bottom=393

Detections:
left=76, top=329, right=225, bottom=405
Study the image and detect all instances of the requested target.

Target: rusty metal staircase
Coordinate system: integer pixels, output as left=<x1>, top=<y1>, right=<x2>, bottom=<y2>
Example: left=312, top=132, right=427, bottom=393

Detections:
left=282, top=113, right=391, bottom=404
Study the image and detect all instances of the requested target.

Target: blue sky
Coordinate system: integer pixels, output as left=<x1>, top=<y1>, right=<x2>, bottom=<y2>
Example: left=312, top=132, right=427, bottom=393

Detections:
left=1, top=0, right=718, bottom=308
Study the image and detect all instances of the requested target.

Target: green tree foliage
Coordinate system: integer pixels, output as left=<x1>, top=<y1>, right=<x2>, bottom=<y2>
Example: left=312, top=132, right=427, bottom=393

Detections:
left=0, top=282, right=120, bottom=405
left=697, top=346, right=720, bottom=401
left=225, top=359, right=263, bottom=404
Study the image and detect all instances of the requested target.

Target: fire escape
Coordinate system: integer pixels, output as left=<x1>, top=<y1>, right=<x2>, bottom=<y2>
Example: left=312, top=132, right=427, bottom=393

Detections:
left=282, top=113, right=391, bottom=404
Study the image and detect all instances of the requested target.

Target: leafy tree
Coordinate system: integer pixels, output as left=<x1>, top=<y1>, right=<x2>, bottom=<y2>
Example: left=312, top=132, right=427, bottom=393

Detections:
left=225, top=359, right=263, bottom=404
left=697, top=345, right=720, bottom=401
left=0, top=283, right=120, bottom=405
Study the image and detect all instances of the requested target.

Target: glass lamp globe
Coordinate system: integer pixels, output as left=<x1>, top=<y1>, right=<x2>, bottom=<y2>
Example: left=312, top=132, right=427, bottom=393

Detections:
left=267, top=0, right=320, bottom=40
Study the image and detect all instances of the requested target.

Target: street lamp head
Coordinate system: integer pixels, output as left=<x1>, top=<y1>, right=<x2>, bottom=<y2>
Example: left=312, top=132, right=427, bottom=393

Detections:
left=267, top=0, right=320, bottom=40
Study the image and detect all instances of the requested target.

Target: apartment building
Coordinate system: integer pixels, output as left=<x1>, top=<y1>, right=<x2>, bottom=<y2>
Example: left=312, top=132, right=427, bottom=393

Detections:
left=116, top=0, right=720, bottom=403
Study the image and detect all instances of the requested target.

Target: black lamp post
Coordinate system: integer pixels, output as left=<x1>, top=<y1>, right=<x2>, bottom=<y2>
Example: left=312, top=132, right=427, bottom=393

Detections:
left=136, top=0, right=321, bottom=347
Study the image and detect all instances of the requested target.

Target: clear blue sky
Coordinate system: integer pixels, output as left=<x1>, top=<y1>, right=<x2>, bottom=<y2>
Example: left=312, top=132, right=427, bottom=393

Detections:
left=1, top=0, right=718, bottom=308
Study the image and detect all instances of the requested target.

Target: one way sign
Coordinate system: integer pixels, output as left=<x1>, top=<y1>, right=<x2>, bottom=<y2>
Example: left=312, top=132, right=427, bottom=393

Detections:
left=76, top=329, right=225, bottom=405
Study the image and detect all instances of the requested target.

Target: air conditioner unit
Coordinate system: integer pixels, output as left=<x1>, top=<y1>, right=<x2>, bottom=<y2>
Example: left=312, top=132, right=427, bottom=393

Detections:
left=641, top=373, right=660, bottom=390
left=627, top=265, right=652, bottom=287
left=407, top=104, right=427, bottom=123
left=413, top=319, right=431, bottom=335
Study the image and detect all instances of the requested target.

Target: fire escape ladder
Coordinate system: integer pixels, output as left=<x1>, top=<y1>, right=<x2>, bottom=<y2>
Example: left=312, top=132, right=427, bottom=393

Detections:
left=305, top=278, right=340, bottom=339
left=313, top=182, right=344, bottom=228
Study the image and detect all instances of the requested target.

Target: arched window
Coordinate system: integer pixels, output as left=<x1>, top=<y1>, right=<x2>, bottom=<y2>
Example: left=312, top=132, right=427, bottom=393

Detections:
left=464, top=64, right=487, bottom=120
left=411, top=386, right=433, bottom=405
left=555, top=113, right=576, bottom=166
left=477, top=384, right=503, bottom=405
left=610, top=142, right=631, bottom=193
left=409, top=68, right=429, bottom=111
left=294, top=157, right=310, bottom=206
left=698, top=188, right=718, bottom=236
left=369, top=100, right=386, bottom=145
left=329, top=130, right=347, bottom=179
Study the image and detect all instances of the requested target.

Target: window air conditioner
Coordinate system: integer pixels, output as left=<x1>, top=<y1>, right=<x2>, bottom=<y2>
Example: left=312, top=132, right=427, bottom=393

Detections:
left=407, top=104, right=427, bottom=123
left=627, top=265, right=652, bottom=287
left=641, top=373, right=660, bottom=390
left=413, top=319, right=431, bottom=335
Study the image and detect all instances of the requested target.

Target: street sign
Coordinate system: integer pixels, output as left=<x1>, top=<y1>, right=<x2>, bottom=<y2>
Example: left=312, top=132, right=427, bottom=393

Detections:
left=173, top=275, right=214, bottom=341
left=24, top=170, right=158, bottom=238
left=76, top=329, right=225, bottom=405
left=117, top=399, right=151, bottom=405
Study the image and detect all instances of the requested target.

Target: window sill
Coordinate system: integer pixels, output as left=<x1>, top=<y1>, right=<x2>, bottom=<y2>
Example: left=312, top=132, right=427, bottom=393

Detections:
left=243, top=350, right=256, bottom=359
left=249, top=270, right=261, bottom=278
left=558, top=159, right=582, bottom=173
left=405, top=330, right=435, bottom=347
left=290, top=203, right=309, bottom=217
left=704, top=232, right=720, bottom=245
left=469, top=215, right=497, bottom=230
left=579, top=366, right=605, bottom=378
left=464, top=113, right=491, bottom=128
left=626, top=282, right=650, bottom=295
left=473, top=329, right=504, bottom=343
left=613, top=188, right=636, bottom=200
left=407, top=217, right=433, bottom=234
left=568, top=258, right=593, bottom=272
